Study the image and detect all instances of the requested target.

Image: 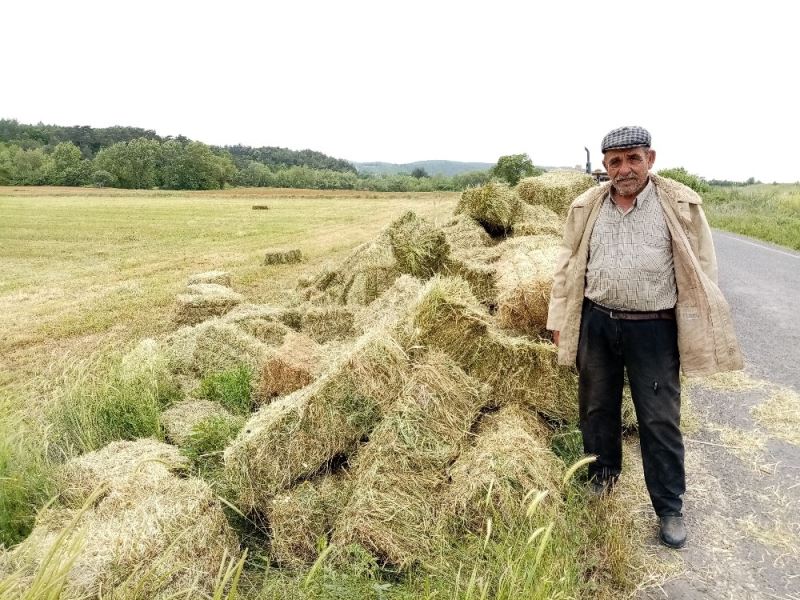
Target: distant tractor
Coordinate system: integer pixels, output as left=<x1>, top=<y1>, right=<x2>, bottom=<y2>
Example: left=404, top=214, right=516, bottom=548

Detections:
left=585, top=147, right=609, bottom=183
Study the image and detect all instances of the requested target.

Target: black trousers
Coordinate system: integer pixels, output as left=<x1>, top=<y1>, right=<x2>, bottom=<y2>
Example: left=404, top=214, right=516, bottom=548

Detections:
left=577, top=299, right=685, bottom=516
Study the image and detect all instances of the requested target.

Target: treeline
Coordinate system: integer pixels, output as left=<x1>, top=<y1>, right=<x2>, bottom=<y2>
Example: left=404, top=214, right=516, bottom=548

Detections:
left=0, top=119, right=490, bottom=191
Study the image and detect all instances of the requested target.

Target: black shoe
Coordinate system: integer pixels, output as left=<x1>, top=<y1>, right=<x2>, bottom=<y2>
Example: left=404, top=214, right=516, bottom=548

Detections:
left=588, top=475, right=618, bottom=497
left=659, top=515, right=687, bottom=549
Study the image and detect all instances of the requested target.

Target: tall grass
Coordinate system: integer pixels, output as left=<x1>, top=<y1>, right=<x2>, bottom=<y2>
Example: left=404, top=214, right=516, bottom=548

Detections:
left=46, top=348, right=181, bottom=459
left=702, top=184, right=800, bottom=250
left=195, top=366, right=254, bottom=416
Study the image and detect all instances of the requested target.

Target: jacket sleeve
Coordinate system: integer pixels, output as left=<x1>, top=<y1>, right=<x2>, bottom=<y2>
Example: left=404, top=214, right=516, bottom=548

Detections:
left=546, top=211, right=576, bottom=332
left=693, top=204, right=718, bottom=284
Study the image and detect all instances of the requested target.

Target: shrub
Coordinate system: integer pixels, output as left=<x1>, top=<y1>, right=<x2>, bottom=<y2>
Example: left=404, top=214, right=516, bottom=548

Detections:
left=657, top=167, right=710, bottom=193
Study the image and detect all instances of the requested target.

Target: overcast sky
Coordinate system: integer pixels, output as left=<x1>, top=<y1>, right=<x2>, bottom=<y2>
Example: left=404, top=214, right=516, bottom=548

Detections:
left=2, top=0, right=796, bottom=182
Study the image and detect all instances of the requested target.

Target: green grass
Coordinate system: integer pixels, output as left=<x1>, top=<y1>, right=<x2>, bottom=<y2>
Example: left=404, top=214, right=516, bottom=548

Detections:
left=702, top=183, right=800, bottom=250
left=196, top=366, right=255, bottom=416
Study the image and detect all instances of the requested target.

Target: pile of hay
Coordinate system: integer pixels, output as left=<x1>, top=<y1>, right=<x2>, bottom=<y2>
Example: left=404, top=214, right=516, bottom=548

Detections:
left=456, top=181, right=523, bottom=236
left=333, top=352, right=487, bottom=567
left=516, top=171, right=596, bottom=216
left=174, top=283, right=244, bottom=325
left=513, top=203, right=563, bottom=237
left=56, top=438, right=189, bottom=507
left=264, top=248, right=303, bottom=265
left=403, top=276, right=578, bottom=422
left=161, top=399, right=233, bottom=445
left=354, top=275, right=424, bottom=333
left=258, top=331, right=321, bottom=400
left=269, top=472, right=352, bottom=568
left=224, top=329, right=410, bottom=512
left=300, top=304, right=356, bottom=342
left=386, top=211, right=450, bottom=278
left=188, top=270, right=232, bottom=287
left=3, top=440, right=238, bottom=598
left=440, top=214, right=493, bottom=252
left=192, top=321, right=270, bottom=377
left=494, top=236, right=562, bottom=335
left=443, top=404, right=563, bottom=532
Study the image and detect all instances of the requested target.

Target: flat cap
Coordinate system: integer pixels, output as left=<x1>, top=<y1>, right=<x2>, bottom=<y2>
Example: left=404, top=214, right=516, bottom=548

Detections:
left=601, top=126, right=651, bottom=153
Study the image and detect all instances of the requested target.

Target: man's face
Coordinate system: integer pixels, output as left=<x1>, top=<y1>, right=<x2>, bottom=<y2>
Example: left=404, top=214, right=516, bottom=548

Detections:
left=602, top=147, right=656, bottom=197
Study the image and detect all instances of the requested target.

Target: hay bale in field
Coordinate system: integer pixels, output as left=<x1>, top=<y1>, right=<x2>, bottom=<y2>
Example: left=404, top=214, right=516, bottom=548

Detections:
left=224, top=329, right=410, bottom=512
left=187, top=270, right=232, bottom=287
left=120, top=338, right=179, bottom=394
left=403, top=276, right=578, bottom=422
left=258, top=331, right=321, bottom=400
left=264, top=248, right=303, bottom=265
left=386, top=211, right=450, bottom=278
left=301, top=235, right=399, bottom=306
left=221, top=303, right=303, bottom=331
left=193, top=321, right=270, bottom=377
left=444, top=404, right=563, bottom=532
left=161, top=399, right=232, bottom=446
left=56, top=438, right=189, bottom=508
left=333, top=352, right=487, bottom=567
left=174, top=284, right=243, bottom=325
left=252, top=204, right=269, bottom=210
left=441, top=214, right=493, bottom=252
left=456, top=181, right=523, bottom=236
left=354, top=274, right=424, bottom=332
left=300, top=304, right=356, bottom=342
left=445, top=247, right=501, bottom=305
left=237, top=318, right=292, bottom=346
left=516, top=171, right=596, bottom=216
left=494, top=237, right=561, bottom=335
left=513, top=203, right=563, bottom=237
left=4, top=474, right=238, bottom=599
left=269, top=473, right=352, bottom=568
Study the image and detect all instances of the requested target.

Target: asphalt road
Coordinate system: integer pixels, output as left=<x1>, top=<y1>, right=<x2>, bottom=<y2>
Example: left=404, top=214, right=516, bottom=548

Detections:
left=641, top=231, right=800, bottom=600
left=714, top=230, right=800, bottom=390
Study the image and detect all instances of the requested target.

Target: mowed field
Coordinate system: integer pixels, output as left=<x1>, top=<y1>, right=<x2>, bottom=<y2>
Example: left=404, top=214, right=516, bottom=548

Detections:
left=0, top=186, right=457, bottom=403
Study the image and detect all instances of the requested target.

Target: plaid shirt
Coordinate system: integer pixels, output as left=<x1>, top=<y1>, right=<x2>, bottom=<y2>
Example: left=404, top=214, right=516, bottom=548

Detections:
left=585, top=179, right=677, bottom=311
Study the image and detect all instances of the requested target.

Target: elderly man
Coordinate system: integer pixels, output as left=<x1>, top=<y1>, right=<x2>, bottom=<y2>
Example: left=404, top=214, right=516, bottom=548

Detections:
left=547, top=126, right=742, bottom=548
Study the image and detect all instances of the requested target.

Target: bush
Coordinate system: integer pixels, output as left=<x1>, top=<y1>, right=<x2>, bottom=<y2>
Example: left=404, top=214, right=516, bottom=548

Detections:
left=657, top=167, right=710, bottom=193
left=91, top=169, right=117, bottom=188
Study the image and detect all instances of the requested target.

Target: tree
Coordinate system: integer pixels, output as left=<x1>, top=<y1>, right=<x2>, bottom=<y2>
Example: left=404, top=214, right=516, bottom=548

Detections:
left=44, top=142, right=90, bottom=186
left=94, top=138, right=161, bottom=189
left=410, top=167, right=429, bottom=179
left=491, top=153, right=538, bottom=186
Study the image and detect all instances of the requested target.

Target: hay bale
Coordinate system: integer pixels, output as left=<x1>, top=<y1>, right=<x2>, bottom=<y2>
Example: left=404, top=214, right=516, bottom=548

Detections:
left=258, top=331, right=321, bottom=401
left=354, top=274, right=424, bottom=333
left=120, top=338, right=179, bottom=395
left=161, top=399, right=232, bottom=446
left=264, top=248, right=303, bottom=265
left=269, top=473, right=352, bottom=568
left=386, top=211, right=450, bottom=278
left=443, top=405, right=563, bottom=532
left=445, top=248, right=501, bottom=305
left=403, top=276, right=578, bottom=422
left=56, top=439, right=189, bottom=508
left=193, top=322, right=270, bottom=377
left=343, top=265, right=402, bottom=306
left=456, top=181, right=523, bottom=236
left=252, top=204, right=269, bottom=210
left=224, top=329, right=410, bottom=512
left=516, top=171, right=596, bottom=216
left=333, top=352, right=486, bottom=567
left=300, top=305, right=356, bottom=343
left=187, top=270, right=232, bottom=287
left=441, top=214, right=493, bottom=252
left=221, top=303, right=303, bottom=331
left=494, top=237, right=562, bottom=335
left=513, top=203, right=563, bottom=237
left=174, top=285, right=243, bottom=326
left=4, top=474, right=238, bottom=599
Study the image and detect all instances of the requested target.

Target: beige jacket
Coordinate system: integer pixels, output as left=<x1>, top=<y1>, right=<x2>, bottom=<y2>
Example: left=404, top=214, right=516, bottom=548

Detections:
left=546, top=173, right=743, bottom=376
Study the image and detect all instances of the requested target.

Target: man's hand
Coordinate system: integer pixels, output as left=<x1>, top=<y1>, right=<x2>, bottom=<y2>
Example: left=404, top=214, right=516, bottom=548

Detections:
left=552, top=330, right=560, bottom=346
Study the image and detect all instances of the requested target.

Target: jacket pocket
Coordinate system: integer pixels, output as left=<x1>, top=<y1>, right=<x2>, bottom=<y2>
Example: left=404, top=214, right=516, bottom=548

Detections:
left=675, top=304, right=709, bottom=367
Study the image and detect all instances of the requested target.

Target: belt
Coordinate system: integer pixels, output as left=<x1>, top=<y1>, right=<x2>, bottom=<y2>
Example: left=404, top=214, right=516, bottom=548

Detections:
left=589, top=301, right=675, bottom=321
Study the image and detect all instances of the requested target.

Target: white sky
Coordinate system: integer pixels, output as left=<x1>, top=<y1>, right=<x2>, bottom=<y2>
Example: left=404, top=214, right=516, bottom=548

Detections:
left=1, top=0, right=797, bottom=182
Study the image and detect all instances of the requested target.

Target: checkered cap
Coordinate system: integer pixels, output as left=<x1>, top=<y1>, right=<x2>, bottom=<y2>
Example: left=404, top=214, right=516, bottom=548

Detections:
left=601, top=126, right=651, bottom=153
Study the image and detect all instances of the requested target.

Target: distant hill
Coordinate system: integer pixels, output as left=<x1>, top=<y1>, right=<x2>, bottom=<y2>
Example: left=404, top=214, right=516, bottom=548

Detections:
left=353, top=160, right=493, bottom=177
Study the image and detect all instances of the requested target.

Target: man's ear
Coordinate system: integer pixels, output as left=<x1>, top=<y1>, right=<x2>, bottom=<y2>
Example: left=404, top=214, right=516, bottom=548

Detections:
left=647, top=149, right=656, bottom=169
